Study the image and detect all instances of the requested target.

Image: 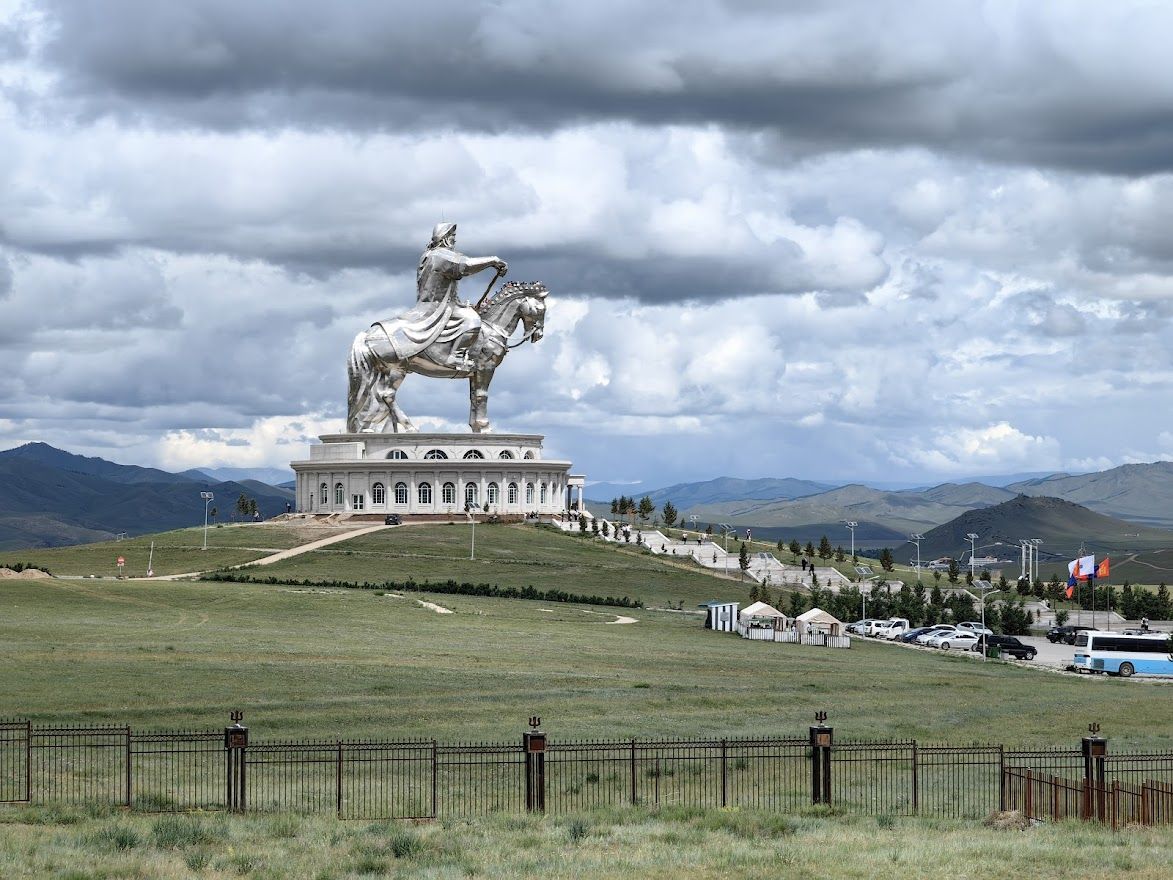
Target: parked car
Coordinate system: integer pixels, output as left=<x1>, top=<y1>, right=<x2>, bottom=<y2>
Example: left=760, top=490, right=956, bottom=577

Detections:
left=973, top=635, right=1037, bottom=660
left=873, top=618, right=911, bottom=640
left=915, top=625, right=956, bottom=645
left=384, top=514, right=402, bottom=525
left=848, top=619, right=883, bottom=636
left=1046, top=625, right=1093, bottom=644
left=900, top=627, right=934, bottom=643
left=957, top=621, right=993, bottom=636
left=934, top=631, right=980, bottom=650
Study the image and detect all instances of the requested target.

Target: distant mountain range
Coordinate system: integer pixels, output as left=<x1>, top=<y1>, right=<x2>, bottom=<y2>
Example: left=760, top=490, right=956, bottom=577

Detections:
left=0, top=443, right=295, bottom=551
left=588, top=461, right=1173, bottom=537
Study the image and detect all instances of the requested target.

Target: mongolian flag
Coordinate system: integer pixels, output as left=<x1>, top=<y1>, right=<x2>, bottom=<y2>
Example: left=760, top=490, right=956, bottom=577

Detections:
left=1096, top=557, right=1110, bottom=579
left=1068, top=555, right=1095, bottom=582
left=1064, top=583, right=1074, bottom=599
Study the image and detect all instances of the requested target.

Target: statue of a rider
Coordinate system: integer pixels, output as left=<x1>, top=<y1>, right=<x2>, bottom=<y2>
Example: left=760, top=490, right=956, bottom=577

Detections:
left=375, top=222, right=507, bottom=371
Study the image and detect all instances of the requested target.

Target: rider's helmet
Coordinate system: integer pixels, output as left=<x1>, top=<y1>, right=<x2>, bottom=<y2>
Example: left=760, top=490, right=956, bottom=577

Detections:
left=430, top=222, right=456, bottom=247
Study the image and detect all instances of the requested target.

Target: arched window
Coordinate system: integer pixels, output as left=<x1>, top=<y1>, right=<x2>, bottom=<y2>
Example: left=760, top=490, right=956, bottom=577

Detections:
left=388, top=449, right=408, bottom=460
left=487, top=482, right=499, bottom=505
left=442, top=482, right=456, bottom=505
left=508, top=482, right=519, bottom=505
left=424, top=449, right=448, bottom=460
left=465, top=482, right=479, bottom=507
left=523, top=451, right=535, bottom=460
left=371, top=482, right=386, bottom=505
left=463, top=449, right=484, bottom=460
left=418, top=482, right=432, bottom=505
left=498, top=450, right=514, bottom=459
left=540, top=482, right=548, bottom=504
left=319, top=483, right=328, bottom=505
left=394, top=482, right=408, bottom=505
left=526, top=482, right=535, bottom=505
left=334, top=483, right=345, bottom=506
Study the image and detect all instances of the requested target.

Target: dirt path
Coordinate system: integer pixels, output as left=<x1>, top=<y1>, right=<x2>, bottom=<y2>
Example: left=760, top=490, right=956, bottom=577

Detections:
left=148, top=524, right=391, bottom=580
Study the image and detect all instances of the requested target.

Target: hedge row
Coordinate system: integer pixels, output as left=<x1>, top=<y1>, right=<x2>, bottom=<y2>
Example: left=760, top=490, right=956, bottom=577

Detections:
left=201, top=571, right=643, bottom=609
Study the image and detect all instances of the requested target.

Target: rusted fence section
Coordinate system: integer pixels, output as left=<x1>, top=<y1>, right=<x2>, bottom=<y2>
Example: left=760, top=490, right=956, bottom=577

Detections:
left=2, top=715, right=1172, bottom=826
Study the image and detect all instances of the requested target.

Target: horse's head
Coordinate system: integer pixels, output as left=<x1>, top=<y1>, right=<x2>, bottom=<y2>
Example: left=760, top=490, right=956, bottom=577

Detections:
left=480, top=281, right=548, bottom=345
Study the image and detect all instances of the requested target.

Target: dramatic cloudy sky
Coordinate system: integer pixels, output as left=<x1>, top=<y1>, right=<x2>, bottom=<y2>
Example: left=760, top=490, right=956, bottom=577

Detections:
left=1, top=0, right=1171, bottom=489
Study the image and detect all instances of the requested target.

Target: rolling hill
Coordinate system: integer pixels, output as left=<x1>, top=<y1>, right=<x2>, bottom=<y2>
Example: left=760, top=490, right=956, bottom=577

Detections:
left=1008, top=461, right=1173, bottom=528
left=0, top=443, right=294, bottom=550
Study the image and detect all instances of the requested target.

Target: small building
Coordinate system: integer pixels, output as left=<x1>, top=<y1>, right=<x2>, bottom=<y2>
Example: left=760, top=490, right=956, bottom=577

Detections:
left=698, top=600, right=739, bottom=632
left=737, top=601, right=788, bottom=639
left=796, top=607, right=844, bottom=637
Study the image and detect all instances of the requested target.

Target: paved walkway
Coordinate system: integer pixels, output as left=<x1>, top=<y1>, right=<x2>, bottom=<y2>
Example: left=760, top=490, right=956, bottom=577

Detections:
left=149, top=524, right=390, bottom=580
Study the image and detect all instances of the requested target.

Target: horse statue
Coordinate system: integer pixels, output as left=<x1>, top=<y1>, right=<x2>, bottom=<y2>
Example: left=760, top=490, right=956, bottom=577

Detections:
left=347, top=280, right=548, bottom=434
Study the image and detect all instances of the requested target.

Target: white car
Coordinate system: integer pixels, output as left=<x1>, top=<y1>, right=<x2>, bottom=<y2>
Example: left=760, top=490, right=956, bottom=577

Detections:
left=932, top=631, right=980, bottom=650
left=915, top=625, right=956, bottom=645
left=957, top=622, right=993, bottom=636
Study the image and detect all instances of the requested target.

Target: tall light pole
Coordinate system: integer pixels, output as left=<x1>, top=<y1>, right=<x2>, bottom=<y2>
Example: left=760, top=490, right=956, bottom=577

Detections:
left=200, top=492, right=214, bottom=551
left=1019, top=539, right=1030, bottom=584
left=910, top=534, right=923, bottom=582
left=844, top=521, right=858, bottom=561
left=719, top=523, right=735, bottom=574
left=466, top=504, right=476, bottom=560
left=965, top=533, right=979, bottom=580
left=1030, top=539, right=1042, bottom=586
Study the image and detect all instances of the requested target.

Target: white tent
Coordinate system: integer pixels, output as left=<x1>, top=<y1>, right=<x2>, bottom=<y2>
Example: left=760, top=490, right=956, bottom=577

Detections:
left=796, top=607, right=843, bottom=636
left=738, top=601, right=788, bottom=638
left=739, top=601, right=786, bottom=623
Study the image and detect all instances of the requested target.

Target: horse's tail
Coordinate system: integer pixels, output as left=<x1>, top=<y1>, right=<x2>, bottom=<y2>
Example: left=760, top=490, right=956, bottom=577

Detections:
left=346, top=330, right=378, bottom=433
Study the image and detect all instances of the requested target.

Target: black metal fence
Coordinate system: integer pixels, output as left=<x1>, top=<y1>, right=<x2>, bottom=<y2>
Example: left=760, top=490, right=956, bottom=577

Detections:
left=3, top=715, right=1172, bottom=825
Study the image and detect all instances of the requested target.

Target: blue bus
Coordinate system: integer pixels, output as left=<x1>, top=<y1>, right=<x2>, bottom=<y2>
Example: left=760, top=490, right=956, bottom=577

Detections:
left=1072, top=631, right=1173, bottom=677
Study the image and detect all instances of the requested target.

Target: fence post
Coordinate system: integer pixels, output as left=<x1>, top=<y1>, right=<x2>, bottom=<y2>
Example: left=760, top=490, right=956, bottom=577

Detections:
left=997, top=745, right=1005, bottom=811
left=431, top=740, right=438, bottom=819
left=523, top=716, right=545, bottom=813
left=720, top=739, right=728, bottom=808
left=125, top=726, right=132, bottom=808
left=223, top=711, right=248, bottom=813
left=336, top=742, right=343, bottom=817
left=630, top=739, right=637, bottom=806
left=25, top=719, right=32, bottom=804
left=809, top=711, right=832, bottom=806
left=1024, top=769, right=1033, bottom=819
left=910, top=741, right=918, bottom=813
left=1081, top=722, right=1107, bottom=822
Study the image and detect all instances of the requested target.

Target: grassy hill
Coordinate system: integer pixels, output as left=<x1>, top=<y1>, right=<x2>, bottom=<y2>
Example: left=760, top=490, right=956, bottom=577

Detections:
left=918, top=495, right=1173, bottom=582
left=0, top=443, right=295, bottom=550
left=1009, top=461, right=1173, bottom=528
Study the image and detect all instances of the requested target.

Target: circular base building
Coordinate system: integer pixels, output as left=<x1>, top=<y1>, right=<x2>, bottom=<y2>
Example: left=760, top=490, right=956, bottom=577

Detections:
left=291, top=432, right=585, bottom=519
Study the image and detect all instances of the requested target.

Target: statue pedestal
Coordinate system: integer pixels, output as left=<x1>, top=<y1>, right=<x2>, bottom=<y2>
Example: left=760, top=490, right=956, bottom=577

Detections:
left=290, top=433, right=583, bottom=519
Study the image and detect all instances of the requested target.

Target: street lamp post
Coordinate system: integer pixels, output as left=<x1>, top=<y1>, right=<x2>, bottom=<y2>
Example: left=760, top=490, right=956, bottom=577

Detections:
left=688, top=514, right=698, bottom=541
left=965, top=533, right=979, bottom=581
left=1030, top=539, right=1043, bottom=587
left=910, top=534, right=923, bottom=582
left=844, top=521, right=858, bottom=561
left=719, top=523, right=735, bottom=574
left=200, top=492, right=214, bottom=551
left=466, top=505, right=477, bottom=560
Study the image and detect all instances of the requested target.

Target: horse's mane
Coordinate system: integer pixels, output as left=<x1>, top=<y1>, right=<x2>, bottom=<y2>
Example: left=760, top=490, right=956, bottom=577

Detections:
left=478, top=280, right=547, bottom=314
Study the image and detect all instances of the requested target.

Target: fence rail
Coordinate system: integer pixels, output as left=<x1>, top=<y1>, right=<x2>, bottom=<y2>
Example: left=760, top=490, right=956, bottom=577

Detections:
left=2, top=716, right=1172, bottom=826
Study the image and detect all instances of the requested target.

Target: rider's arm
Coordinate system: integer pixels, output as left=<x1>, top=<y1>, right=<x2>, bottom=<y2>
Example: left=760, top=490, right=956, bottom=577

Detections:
left=454, top=254, right=507, bottom=277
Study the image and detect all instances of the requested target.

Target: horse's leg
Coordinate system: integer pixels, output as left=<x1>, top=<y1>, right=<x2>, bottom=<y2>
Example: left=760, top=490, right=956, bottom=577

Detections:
left=469, top=366, right=494, bottom=433
left=382, top=367, right=417, bottom=433
left=348, top=332, right=383, bottom=433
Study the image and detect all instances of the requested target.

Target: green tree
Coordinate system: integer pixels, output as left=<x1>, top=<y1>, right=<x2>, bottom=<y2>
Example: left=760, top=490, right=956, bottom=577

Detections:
left=591, top=518, right=599, bottom=536
left=804, top=541, right=816, bottom=559
left=578, top=514, right=588, bottom=533
left=661, top=500, right=678, bottom=529
left=235, top=493, right=249, bottom=520
left=738, top=542, right=750, bottom=579
left=637, top=495, right=655, bottom=524
left=600, top=520, right=610, bottom=538
left=248, top=498, right=259, bottom=519
left=835, top=545, right=845, bottom=562
left=759, top=585, right=773, bottom=608
left=788, top=591, right=808, bottom=617
left=947, top=558, right=960, bottom=585
left=878, top=548, right=895, bottom=572
left=789, top=539, right=801, bottom=562
left=817, top=535, right=833, bottom=560
left=748, top=582, right=761, bottom=603
left=610, top=498, right=619, bottom=516
left=209, top=506, right=217, bottom=523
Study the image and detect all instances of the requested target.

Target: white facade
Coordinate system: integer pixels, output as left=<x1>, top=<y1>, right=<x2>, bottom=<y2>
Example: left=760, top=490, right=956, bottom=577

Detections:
left=290, top=432, right=580, bottom=517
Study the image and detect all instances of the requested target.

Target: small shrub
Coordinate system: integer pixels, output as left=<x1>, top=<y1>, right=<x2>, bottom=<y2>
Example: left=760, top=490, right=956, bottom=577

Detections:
left=268, top=814, right=301, bottom=839
left=584, top=772, right=600, bottom=784
left=388, top=828, right=424, bottom=859
left=152, top=814, right=227, bottom=848
left=90, top=822, right=141, bottom=851
left=185, top=850, right=212, bottom=871
left=567, top=819, right=590, bottom=843
left=876, top=814, right=896, bottom=829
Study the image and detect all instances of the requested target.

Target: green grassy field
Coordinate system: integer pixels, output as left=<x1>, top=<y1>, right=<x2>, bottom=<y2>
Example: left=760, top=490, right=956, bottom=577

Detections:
left=1, top=805, right=1167, bottom=880
left=0, top=523, right=337, bottom=578
left=244, top=522, right=750, bottom=609
left=2, top=571, right=1170, bottom=747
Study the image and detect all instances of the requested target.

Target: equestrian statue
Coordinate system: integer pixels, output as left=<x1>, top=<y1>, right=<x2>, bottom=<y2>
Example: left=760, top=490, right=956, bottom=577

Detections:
left=347, top=222, right=548, bottom=433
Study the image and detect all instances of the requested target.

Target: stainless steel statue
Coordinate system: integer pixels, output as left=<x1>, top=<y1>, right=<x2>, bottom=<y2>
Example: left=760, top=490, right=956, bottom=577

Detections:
left=347, top=223, right=547, bottom=433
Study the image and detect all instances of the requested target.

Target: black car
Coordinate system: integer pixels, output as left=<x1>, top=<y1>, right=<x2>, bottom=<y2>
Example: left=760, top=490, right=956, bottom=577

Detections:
left=974, top=634, right=1037, bottom=660
left=1046, top=625, right=1093, bottom=644
left=384, top=514, right=402, bottom=525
